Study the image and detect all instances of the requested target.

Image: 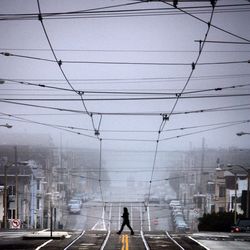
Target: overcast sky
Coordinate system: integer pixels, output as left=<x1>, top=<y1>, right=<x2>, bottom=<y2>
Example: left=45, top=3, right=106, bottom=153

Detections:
left=0, top=0, right=250, bottom=153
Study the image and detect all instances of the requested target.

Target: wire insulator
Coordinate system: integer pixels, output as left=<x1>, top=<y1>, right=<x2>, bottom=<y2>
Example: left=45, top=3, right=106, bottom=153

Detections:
left=77, top=91, right=84, bottom=96
left=210, top=0, right=216, bottom=8
left=2, top=52, right=10, bottom=56
left=192, top=62, right=195, bottom=70
left=38, top=14, right=43, bottom=21
left=163, top=114, right=169, bottom=121
left=58, top=60, right=62, bottom=67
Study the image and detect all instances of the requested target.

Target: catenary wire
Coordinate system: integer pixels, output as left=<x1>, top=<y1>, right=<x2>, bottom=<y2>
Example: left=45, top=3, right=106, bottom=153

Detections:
left=1, top=51, right=249, bottom=66
left=36, top=0, right=98, bottom=136
left=145, top=1, right=216, bottom=206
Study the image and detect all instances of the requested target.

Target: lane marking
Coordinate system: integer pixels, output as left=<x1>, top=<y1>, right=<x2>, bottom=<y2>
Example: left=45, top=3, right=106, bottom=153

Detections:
left=126, top=234, right=128, bottom=250
left=64, top=230, right=85, bottom=250
left=166, top=231, right=185, bottom=250
left=35, top=239, right=53, bottom=250
left=102, top=206, right=106, bottom=231
left=91, top=220, right=99, bottom=230
left=121, top=234, right=129, bottom=250
left=100, top=230, right=111, bottom=250
left=188, top=236, right=210, bottom=250
left=122, top=234, right=125, bottom=250
left=140, top=231, right=150, bottom=250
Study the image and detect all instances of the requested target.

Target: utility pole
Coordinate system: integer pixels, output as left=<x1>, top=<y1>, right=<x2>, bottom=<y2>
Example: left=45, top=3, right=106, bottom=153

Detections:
left=4, top=162, right=8, bottom=228
left=200, top=137, right=205, bottom=194
left=234, top=173, right=237, bottom=224
left=15, top=146, right=19, bottom=219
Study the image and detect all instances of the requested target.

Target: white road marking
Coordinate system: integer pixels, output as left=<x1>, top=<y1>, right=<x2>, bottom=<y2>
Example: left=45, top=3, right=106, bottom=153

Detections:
left=140, top=231, right=150, bottom=250
left=91, top=220, right=99, bottom=230
left=102, top=206, right=106, bottom=231
left=64, top=230, right=85, bottom=250
left=91, top=206, right=107, bottom=231
left=100, top=230, right=111, bottom=250
left=35, top=239, right=53, bottom=250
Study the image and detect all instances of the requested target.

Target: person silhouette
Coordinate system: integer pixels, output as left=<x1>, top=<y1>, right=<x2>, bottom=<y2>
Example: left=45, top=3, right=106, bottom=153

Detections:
left=117, top=207, right=134, bottom=235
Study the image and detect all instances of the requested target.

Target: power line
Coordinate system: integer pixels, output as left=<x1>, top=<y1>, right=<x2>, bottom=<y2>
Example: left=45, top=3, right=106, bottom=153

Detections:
left=195, top=40, right=250, bottom=45
left=1, top=115, right=250, bottom=135
left=1, top=51, right=249, bottom=66
left=1, top=99, right=250, bottom=117
left=2, top=93, right=250, bottom=101
left=0, top=111, right=97, bottom=139
left=4, top=78, right=250, bottom=97
left=36, top=0, right=99, bottom=138
left=160, top=1, right=250, bottom=43
left=146, top=1, right=217, bottom=206
left=4, top=73, right=250, bottom=85
left=160, top=119, right=250, bottom=142
left=1, top=47, right=250, bottom=53
left=0, top=3, right=249, bottom=21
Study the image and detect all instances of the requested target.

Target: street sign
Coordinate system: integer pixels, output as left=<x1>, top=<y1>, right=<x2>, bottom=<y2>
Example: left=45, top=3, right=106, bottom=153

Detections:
left=9, top=219, right=21, bottom=229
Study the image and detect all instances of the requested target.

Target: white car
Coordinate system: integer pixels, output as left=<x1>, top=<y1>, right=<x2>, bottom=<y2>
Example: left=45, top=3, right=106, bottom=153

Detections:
left=67, top=199, right=82, bottom=210
left=169, top=200, right=181, bottom=207
left=69, top=203, right=81, bottom=214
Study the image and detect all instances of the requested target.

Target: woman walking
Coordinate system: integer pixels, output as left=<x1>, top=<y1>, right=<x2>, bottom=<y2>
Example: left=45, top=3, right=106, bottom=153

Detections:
left=117, top=207, right=134, bottom=235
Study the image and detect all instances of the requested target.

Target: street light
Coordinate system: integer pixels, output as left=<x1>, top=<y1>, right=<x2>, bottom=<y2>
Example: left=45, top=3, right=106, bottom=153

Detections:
left=227, top=164, right=250, bottom=218
left=236, top=131, right=250, bottom=136
left=0, top=123, right=12, bottom=128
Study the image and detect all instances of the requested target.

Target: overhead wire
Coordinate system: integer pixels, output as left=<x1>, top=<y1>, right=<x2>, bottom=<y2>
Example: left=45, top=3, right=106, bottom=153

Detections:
left=145, top=0, right=216, bottom=206
left=1, top=51, right=249, bottom=66
left=1, top=0, right=250, bottom=204
left=36, top=0, right=98, bottom=137
left=3, top=78, right=250, bottom=97
left=2, top=115, right=250, bottom=135
left=1, top=47, right=250, bottom=53
left=1, top=99, right=250, bottom=117
left=160, top=0, right=250, bottom=43
left=0, top=3, right=249, bottom=21
left=2, top=92, right=250, bottom=101
left=0, top=111, right=96, bottom=139
left=3, top=73, right=250, bottom=85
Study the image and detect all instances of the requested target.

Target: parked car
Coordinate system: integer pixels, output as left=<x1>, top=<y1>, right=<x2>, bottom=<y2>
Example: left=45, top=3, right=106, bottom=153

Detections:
left=67, top=199, right=82, bottom=210
left=150, top=195, right=161, bottom=203
left=231, top=219, right=250, bottom=232
left=69, top=203, right=81, bottom=214
left=169, top=200, right=181, bottom=208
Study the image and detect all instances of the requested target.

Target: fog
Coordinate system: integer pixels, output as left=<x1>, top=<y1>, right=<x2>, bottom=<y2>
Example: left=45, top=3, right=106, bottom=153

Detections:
left=1, top=0, right=250, bottom=207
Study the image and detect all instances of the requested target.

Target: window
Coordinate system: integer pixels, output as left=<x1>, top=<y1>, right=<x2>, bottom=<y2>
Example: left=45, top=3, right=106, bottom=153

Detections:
left=37, top=180, right=40, bottom=190
left=219, top=185, right=225, bottom=197
left=219, top=207, right=225, bottom=212
left=36, top=198, right=40, bottom=210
